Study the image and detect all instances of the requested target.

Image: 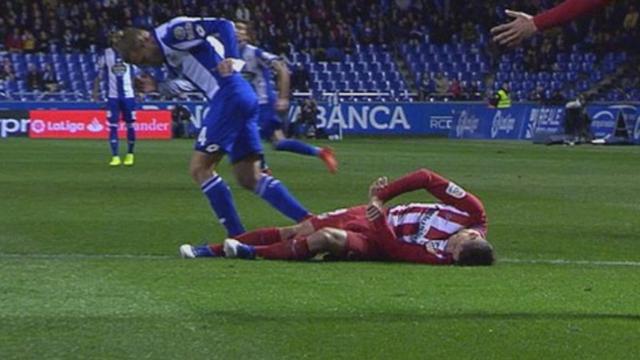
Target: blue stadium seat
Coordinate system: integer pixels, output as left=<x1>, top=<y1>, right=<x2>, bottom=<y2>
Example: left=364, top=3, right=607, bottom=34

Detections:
left=556, top=53, right=569, bottom=63
left=354, top=62, right=368, bottom=73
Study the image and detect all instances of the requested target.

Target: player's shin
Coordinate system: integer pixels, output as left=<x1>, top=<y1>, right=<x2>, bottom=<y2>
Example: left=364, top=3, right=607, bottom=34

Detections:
left=201, top=175, right=246, bottom=237
left=254, top=174, right=310, bottom=222
left=126, top=123, right=136, bottom=154
left=108, top=123, right=119, bottom=156
left=274, top=139, right=319, bottom=156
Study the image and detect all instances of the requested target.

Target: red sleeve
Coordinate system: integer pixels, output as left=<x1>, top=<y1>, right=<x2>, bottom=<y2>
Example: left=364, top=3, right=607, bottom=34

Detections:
left=376, top=169, right=487, bottom=230
left=533, top=0, right=611, bottom=31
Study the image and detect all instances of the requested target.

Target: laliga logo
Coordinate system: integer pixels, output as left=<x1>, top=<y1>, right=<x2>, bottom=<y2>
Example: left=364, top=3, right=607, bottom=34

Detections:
left=30, top=119, right=46, bottom=134
left=87, top=118, right=104, bottom=133
left=491, top=111, right=516, bottom=138
left=456, top=110, right=480, bottom=137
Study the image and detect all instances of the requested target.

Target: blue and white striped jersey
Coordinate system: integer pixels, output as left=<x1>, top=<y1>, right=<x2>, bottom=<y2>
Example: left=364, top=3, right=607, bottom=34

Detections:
left=153, top=16, right=245, bottom=101
left=98, top=48, right=135, bottom=99
left=240, top=44, right=279, bottom=105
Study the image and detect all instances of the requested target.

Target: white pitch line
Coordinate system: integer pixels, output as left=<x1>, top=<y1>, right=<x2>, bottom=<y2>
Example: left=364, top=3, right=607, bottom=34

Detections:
left=0, top=253, right=173, bottom=260
left=1, top=253, right=640, bottom=267
left=500, top=258, right=640, bottom=267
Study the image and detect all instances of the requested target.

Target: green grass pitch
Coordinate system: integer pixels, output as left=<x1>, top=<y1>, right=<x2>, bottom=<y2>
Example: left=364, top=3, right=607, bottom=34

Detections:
left=1, top=137, right=639, bottom=359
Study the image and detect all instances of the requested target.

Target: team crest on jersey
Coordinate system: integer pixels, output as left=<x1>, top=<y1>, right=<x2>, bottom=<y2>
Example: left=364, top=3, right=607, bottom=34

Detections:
left=446, top=182, right=466, bottom=199
left=111, top=63, right=127, bottom=75
left=173, top=26, right=186, bottom=40
left=195, top=25, right=205, bottom=37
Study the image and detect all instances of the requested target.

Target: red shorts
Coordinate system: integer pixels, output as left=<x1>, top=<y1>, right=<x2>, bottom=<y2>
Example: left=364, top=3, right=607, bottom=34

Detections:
left=310, top=206, right=384, bottom=261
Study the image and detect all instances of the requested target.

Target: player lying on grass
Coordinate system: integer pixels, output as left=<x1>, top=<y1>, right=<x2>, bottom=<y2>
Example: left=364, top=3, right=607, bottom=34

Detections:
left=491, top=0, right=612, bottom=47
left=180, top=168, right=495, bottom=266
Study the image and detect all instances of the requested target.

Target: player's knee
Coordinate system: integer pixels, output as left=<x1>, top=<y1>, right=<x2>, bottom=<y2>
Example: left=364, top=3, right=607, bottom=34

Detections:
left=189, top=161, right=213, bottom=184
left=314, top=228, right=346, bottom=253
left=235, top=170, right=260, bottom=190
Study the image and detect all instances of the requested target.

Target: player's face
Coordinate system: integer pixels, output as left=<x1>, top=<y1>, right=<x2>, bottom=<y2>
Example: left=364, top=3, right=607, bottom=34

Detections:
left=235, top=22, right=249, bottom=45
left=447, top=229, right=485, bottom=261
left=125, top=32, right=163, bottom=66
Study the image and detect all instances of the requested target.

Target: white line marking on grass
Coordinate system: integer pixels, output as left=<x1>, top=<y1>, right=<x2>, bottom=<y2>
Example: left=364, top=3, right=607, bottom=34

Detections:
left=0, top=253, right=173, bottom=260
left=500, top=258, right=640, bottom=267
left=1, top=253, right=640, bottom=267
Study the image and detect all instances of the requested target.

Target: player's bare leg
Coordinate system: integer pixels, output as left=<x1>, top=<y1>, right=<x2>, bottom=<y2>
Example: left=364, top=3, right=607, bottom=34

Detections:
left=231, top=154, right=263, bottom=191
left=233, top=152, right=310, bottom=223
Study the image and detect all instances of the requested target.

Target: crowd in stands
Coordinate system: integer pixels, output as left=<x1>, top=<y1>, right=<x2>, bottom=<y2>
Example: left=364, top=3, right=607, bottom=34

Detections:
left=0, top=0, right=638, bottom=101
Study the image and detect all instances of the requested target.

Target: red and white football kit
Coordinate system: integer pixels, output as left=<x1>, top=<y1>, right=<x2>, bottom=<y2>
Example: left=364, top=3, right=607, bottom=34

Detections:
left=310, top=169, right=487, bottom=264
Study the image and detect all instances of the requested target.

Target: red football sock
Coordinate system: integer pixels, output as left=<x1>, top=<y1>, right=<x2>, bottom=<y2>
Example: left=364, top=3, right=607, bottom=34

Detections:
left=236, top=227, right=282, bottom=245
left=254, top=237, right=312, bottom=260
left=208, top=244, right=224, bottom=256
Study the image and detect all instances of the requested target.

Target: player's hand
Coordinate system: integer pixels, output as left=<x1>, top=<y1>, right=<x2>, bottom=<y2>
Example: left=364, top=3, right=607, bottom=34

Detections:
left=491, top=9, right=538, bottom=48
left=275, top=98, right=289, bottom=112
left=135, top=74, right=157, bottom=93
left=366, top=198, right=384, bottom=222
left=368, top=176, right=388, bottom=199
left=217, top=59, right=235, bottom=77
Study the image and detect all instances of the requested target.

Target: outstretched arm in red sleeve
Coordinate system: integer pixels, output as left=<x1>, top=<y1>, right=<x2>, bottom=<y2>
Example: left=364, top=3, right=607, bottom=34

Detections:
left=491, top=0, right=612, bottom=47
left=374, top=169, right=486, bottom=229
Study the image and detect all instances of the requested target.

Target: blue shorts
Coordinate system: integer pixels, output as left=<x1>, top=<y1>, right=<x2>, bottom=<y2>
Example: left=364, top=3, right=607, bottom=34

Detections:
left=194, top=75, right=263, bottom=163
left=258, top=103, right=283, bottom=140
left=106, top=98, right=136, bottom=124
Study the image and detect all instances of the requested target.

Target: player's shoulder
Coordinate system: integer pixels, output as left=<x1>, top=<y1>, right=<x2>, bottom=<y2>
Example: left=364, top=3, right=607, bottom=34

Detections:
left=161, top=16, right=205, bottom=46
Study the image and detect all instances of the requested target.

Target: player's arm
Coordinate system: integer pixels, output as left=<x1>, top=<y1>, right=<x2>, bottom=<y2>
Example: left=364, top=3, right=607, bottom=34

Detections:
left=373, top=169, right=486, bottom=226
left=491, top=0, right=611, bottom=47
left=272, top=60, right=290, bottom=111
left=365, top=177, right=456, bottom=266
left=92, top=56, right=105, bottom=101
left=92, top=72, right=103, bottom=102
left=385, top=241, right=454, bottom=265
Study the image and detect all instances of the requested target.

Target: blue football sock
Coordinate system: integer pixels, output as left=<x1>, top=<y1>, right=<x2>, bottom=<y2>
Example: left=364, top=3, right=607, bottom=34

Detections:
left=201, top=175, right=245, bottom=237
left=255, top=175, right=310, bottom=222
left=108, top=124, right=119, bottom=156
left=274, top=139, right=319, bottom=156
left=126, top=123, right=136, bottom=154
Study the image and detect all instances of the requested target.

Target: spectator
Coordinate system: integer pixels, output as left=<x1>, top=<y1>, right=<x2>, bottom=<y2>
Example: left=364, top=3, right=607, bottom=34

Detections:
left=529, top=85, right=545, bottom=102
left=0, top=58, right=15, bottom=81
left=434, top=72, right=450, bottom=96
left=623, top=5, right=638, bottom=30
left=418, top=73, right=432, bottom=100
left=26, top=63, right=43, bottom=91
left=36, top=30, right=50, bottom=52
left=235, top=1, right=251, bottom=22
left=5, top=28, right=23, bottom=52
left=290, top=63, right=310, bottom=92
left=22, top=30, right=37, bottom=53
left=449, top=79, right=463, bottom=100
left=42, top=64, right=59, bottom=92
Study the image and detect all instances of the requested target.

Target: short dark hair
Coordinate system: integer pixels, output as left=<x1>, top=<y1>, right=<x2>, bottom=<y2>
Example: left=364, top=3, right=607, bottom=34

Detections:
left=456, top=241, right=495, bottom=266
